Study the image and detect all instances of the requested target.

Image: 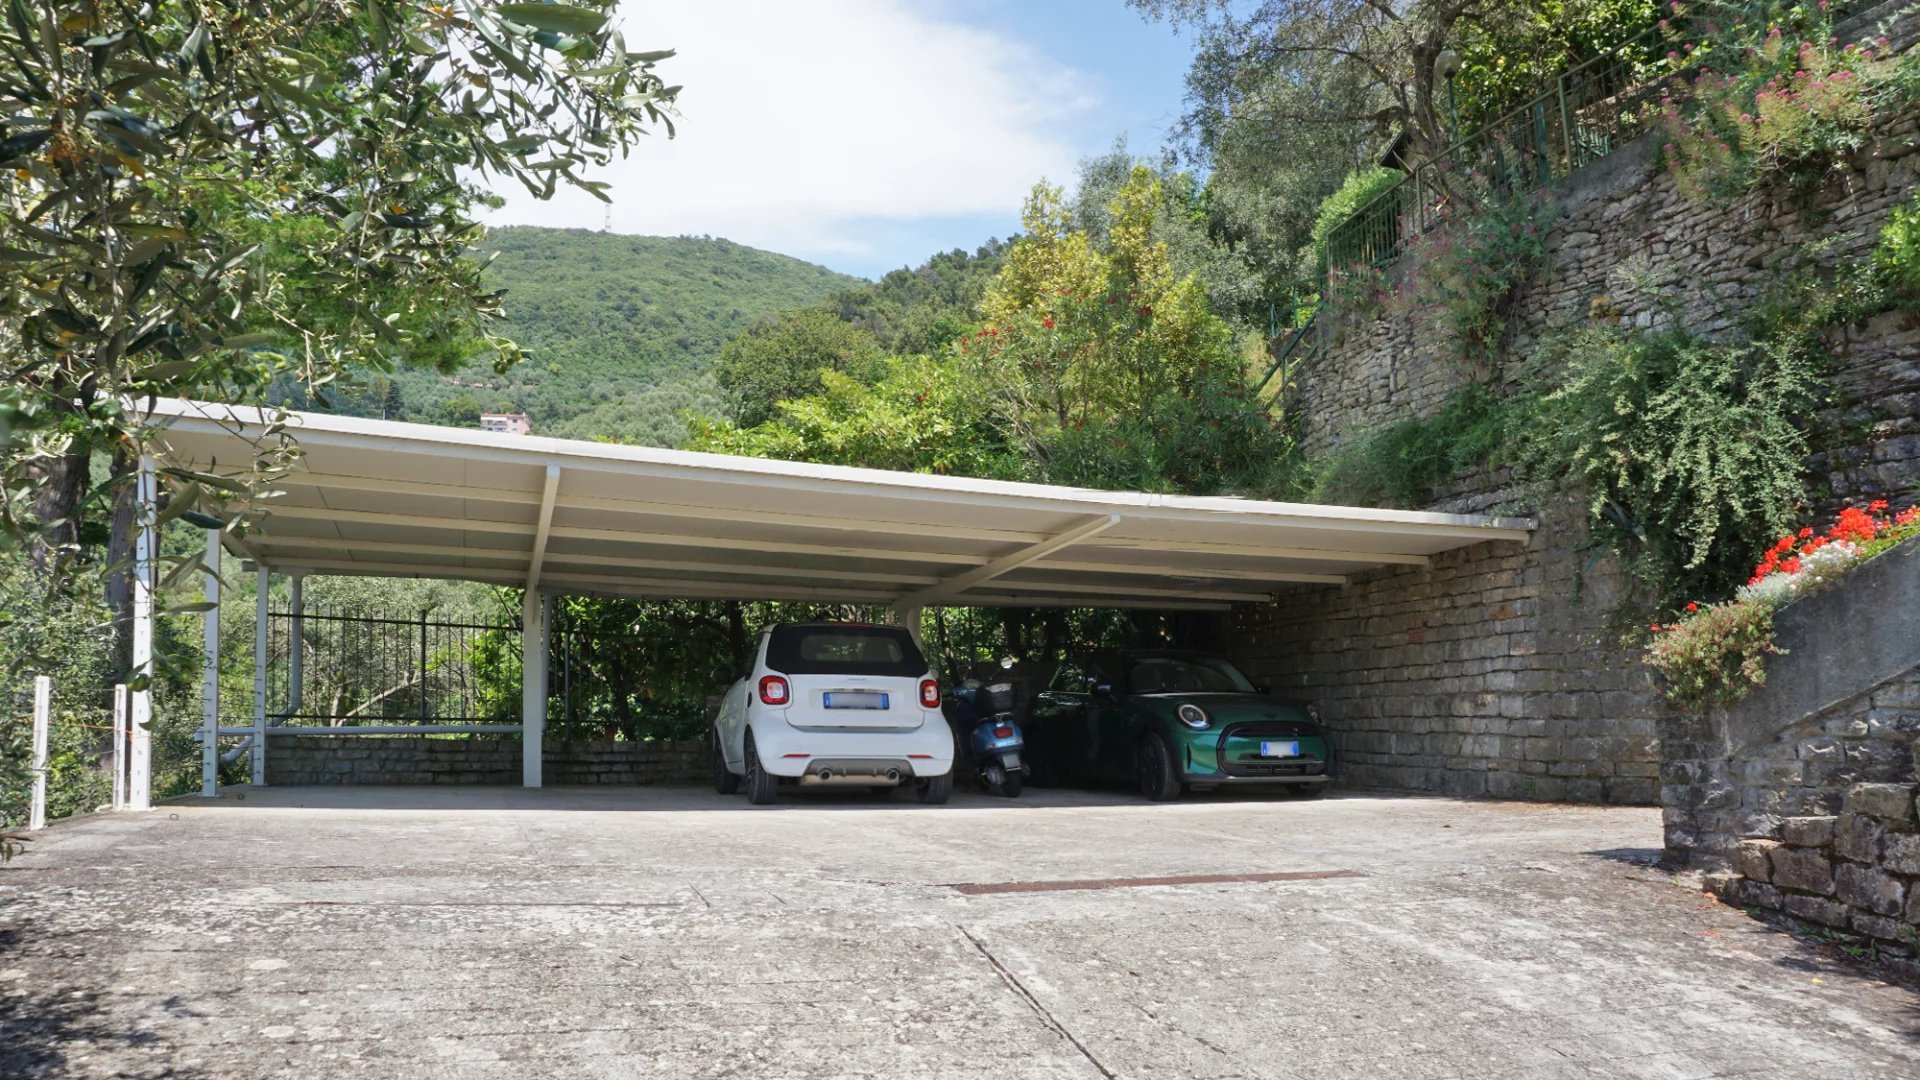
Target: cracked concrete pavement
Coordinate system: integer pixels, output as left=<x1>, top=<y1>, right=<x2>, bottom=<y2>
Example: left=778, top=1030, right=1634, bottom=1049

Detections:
left=3, top=785, right=1918, bottom=1079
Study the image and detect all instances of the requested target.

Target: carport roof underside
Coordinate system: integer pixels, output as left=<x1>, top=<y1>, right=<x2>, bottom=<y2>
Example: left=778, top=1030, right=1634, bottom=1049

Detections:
left=150, top=399, right=1532, bottom=612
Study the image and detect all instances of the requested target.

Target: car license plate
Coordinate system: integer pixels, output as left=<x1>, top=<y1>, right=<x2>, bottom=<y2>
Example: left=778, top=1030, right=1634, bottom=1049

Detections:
left=823, top=691, right=888, bottom=710
left=1260, top=740, right=1300, bottom=758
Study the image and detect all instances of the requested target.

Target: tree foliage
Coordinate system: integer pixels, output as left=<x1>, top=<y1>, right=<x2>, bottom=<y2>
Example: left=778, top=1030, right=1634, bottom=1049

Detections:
left=1, top=1, right=677, bottom=578
left=715, top=307, right=886, bottom=427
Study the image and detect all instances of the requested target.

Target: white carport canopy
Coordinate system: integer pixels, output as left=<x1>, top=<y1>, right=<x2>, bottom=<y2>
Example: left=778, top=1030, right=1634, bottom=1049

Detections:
left=143, top=398, right=1529, bottom=798
left=149, top=398, right=1531, bottom=611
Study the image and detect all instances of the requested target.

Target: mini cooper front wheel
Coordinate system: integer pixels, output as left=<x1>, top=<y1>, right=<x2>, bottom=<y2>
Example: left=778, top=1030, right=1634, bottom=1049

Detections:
left=1135, top=732, right=1183, bottom=802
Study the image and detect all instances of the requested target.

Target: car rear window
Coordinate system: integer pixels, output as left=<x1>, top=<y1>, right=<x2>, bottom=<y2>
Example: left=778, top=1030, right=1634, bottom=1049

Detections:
left=766, top=625, right=927, bottom=677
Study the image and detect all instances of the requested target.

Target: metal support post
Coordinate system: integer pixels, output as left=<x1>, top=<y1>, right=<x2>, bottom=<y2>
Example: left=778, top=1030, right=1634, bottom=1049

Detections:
left=252, top=566, right=269, bottom=786
left=521, top=590, right=547, bottom=788
left=111, top=684, right=127, bottom=811
left=28, top=675, right=49, bottom=830
left=201, top=529, right=221, bottom=796
left=128, top=453, right=156, bottom=812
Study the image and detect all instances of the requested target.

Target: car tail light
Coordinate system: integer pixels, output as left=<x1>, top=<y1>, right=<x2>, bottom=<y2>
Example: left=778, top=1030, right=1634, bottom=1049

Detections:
left=919, top=679, right=940, bottom=708
left=993, top=724, right=1014, bottom=739
left=758, top=675, right=791, bottom=706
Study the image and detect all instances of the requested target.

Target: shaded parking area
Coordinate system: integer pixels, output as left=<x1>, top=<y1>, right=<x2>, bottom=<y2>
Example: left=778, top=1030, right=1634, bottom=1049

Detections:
left=3, top=788, right=1918, bottom=1079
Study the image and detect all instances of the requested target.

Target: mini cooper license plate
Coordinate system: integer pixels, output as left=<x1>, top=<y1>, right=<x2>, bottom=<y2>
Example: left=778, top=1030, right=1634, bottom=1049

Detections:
left=1260, top=740, right=1300, bottom=758
left=823, top=691, right=888, bottom=710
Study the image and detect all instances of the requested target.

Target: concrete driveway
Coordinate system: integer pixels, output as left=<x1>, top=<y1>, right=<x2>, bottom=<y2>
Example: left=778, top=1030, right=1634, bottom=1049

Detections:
left=2, top=786, right=1916, bottom=1079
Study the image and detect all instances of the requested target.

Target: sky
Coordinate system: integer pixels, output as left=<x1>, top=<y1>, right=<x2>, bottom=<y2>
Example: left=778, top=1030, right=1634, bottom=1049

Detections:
left=486, top=0, right=1197, bottom=280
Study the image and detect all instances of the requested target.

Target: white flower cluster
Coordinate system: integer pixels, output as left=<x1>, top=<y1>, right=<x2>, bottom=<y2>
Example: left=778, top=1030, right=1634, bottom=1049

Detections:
left=1733, top=541, right=1862, bottom=609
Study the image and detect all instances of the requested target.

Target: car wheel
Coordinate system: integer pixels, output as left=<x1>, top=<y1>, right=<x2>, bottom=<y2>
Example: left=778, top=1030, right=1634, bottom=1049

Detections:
left=743, top=729, right=780, bottom=805
left=1286, top=783, right=1325, bottom=799
left=712, top=728, right=740, bottom=795
left=1135, top=732, right=1183, bottom=802
left=916, top=771, right=953, bottom=805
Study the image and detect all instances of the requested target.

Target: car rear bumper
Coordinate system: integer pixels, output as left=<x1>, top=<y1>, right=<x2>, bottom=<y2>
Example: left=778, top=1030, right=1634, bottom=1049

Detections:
left=752, top=716, right=954, bottom=778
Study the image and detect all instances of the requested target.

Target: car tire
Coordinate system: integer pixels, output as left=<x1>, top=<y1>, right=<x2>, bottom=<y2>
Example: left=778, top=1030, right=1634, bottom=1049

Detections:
left=916, top=771, right=953, bottom=805
left=712, top=728, right=740, bottom=795
left=1286, top=783, right=1325, bottom=799
left=1135, top=732, right=1183, bottom=802
left=743, top=729, right=780, bottom=805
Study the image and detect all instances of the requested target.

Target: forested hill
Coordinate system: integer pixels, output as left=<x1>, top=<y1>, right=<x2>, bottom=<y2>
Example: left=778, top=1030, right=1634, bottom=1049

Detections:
left=332, top=227, right=866, bottom=445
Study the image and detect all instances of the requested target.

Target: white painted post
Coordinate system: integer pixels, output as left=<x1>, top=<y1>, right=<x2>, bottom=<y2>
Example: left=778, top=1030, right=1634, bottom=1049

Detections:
left=521, top=589, right=547, bottom=788
left=201, top=529, right=221, bottom=797
left=252, top=565, right=269, bottom=787
left=128, top=453, right=156, bottom=813
left=110, top=684, right=127, bottom=811
left=28, top=675, right=49, bottom=830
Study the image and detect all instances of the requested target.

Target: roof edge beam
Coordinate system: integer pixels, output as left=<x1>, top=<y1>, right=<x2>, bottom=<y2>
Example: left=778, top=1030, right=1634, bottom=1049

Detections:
left=526, top=465, right=561, bottom=592
left=896, top=513, right=1120, bottom=609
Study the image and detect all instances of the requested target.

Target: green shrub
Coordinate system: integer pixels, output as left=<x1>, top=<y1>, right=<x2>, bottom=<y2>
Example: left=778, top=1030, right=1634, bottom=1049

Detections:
left=1645, top=595, right=1779, bottom=709
left=1874, top=193, right=1920, bottom=300
left=1312, top=385, right=1520, bottom=508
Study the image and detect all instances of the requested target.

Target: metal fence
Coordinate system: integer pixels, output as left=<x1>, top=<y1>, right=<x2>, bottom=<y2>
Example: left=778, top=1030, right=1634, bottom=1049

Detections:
left=267, top=607, right=513, bottom=726
left=1324, top=20, right=1674, bottom=274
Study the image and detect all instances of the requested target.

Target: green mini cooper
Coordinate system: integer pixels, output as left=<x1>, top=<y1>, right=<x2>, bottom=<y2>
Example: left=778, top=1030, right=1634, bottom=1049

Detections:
left=1025, top=650, right=1332, bottom=801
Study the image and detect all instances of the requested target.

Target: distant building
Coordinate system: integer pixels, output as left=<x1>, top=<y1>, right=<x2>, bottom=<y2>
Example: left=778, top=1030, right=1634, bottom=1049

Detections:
left=480, top=412, right=531, bottom=435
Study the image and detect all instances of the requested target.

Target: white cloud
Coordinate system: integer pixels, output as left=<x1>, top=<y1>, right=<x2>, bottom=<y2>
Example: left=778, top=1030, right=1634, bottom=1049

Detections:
left=485, top=0, right=1096, bottom=269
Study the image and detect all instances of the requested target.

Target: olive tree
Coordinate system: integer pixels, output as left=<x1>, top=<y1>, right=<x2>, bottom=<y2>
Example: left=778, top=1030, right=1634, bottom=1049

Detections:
left=0, top=1, right=677, bottom=593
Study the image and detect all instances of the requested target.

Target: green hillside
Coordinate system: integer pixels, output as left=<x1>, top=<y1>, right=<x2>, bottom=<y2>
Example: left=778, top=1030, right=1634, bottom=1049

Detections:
left=346, top=227, right=866, bottom=445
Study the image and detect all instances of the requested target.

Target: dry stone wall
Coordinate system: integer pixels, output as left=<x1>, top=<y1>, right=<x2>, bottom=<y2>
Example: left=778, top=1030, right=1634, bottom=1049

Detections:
left=263, top=735, right=708, bottom=786
left=1228, top=85, right=1920, bottom=805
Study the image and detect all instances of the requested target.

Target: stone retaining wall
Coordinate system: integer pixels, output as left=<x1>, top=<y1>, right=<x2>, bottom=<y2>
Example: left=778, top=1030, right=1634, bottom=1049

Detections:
left=263, top=735, right=708, bottom=786
left=1225, top=70, right=1920, bottom=804
left=1231, top=502, right=1660, bottom=803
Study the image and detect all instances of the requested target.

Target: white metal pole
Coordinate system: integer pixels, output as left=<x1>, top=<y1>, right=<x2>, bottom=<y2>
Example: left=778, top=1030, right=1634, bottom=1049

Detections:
left=252, top=565, right=269, bottom=786
left=111, top=684, right=127, bottom=811
left=521, top=589, right=546, bottom=788
left=201, top=529, right=221, bottom=796
left=128, top=453, right=156, bottom=812
left=28, top=675, right=49, bottom=830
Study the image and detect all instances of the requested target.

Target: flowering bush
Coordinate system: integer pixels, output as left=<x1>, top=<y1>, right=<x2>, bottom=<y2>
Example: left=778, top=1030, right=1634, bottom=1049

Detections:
left=1655, top=3, right=1920, bottom=198
left=1647, top=501, right=1920, bottom=707
left=1390, top=192, right=1555, bottom=375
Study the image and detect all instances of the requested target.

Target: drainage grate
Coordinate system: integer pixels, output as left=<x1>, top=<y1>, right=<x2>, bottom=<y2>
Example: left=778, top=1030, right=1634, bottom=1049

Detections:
left=948, top=869, right=1363, bottom=895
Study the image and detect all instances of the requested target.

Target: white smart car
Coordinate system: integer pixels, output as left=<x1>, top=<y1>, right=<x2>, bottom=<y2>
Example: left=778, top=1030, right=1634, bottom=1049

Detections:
left=712, top=622, right=955, bottom=805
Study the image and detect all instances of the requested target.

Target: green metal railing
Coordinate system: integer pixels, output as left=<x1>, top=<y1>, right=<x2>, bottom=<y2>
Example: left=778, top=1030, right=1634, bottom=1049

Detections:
left=1324, top=20, right=1672, bottom=274
left=1257, top=308, right=1321, bottom=399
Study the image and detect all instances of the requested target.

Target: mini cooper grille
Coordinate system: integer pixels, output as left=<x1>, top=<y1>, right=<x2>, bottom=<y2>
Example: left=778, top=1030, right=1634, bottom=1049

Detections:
left=1221, top=759, right=1328, bottom=778
left=1222, top=721, right=1314, bottom=739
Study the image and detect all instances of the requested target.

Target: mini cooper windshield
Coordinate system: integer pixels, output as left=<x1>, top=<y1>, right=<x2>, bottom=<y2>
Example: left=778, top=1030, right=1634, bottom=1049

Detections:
left=1127, top=655, right=1257, bottom=695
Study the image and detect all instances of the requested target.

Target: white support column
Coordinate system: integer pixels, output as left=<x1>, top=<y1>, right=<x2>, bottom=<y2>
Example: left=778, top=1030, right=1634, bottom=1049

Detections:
left=28, top=675, right=49, bottom=830
left=894, top=605, right=925, bottom=649
left=252, top=565, right=269, bottom=787
left=128, top=453, right=156, bottom=812
left=521, top=589, right=548, bottom=788
left=201, top=530, right=221, bottom=797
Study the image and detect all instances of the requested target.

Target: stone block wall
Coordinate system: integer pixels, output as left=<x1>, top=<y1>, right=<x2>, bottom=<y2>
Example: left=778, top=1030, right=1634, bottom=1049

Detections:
left=1719, top=779, right=1920, bottom=956
left=1225, top=67, right=1920, bottom=803
left=1231, top=501, right=1660, bottom=803
left=264, top=735, right=709, bottom=786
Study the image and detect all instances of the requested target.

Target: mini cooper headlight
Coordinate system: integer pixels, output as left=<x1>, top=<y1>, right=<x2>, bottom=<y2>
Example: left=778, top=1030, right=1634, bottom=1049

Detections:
left=1177, top=703, right=1211, bottom=730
